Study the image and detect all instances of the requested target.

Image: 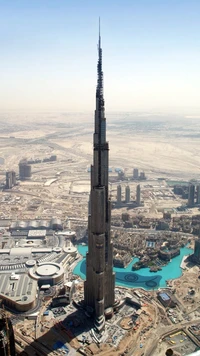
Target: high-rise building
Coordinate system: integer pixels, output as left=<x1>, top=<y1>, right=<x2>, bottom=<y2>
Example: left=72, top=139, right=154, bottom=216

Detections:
left=6, top=171, right=16, bottom=189
left=140, top=171, right=146, bottom=180
left=197, top=184, right=200, bottom=204
left=19, top=160, right=32, bottom=180
left=117, top=185, right=122, bottom=204
left=133, top=168, right=139, bottom=179
left=193, top=239, right=200, bottom=264
left=5, top=172, right=12, bottom=189
left=188, top=184, right=195, bottom=207
left=125, top=185, right=130, bottom=203
left=84, top=24, right=115, bottom=332
left=11, top=171, right=16, bottom=186
left=136, top=184, right=141, bottom=205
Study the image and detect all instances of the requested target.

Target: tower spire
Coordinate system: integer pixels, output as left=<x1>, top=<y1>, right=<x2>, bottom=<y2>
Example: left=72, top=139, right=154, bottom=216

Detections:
left=97, top=17, right=103, bottom=97
left=99, top=17, right=101, bottom=49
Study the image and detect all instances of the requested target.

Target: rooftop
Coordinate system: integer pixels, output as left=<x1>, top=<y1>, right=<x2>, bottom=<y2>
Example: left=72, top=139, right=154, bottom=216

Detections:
left=159, top=292, right=170, bottom=301
left=0, top=273, right=37, bottom=308
left=28, top=230, right=47, bottom=238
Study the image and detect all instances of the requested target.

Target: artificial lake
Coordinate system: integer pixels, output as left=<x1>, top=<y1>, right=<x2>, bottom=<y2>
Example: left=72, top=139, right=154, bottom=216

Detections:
left=73, top=244, right=193, bottom=290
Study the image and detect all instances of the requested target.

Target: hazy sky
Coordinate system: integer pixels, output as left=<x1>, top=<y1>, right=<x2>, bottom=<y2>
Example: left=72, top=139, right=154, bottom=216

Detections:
left=0, top=0, right=200, bottom=113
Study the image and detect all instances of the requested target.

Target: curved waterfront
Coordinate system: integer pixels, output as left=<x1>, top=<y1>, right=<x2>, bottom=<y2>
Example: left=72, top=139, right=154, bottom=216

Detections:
left=73, top=244, right=193, bottom=290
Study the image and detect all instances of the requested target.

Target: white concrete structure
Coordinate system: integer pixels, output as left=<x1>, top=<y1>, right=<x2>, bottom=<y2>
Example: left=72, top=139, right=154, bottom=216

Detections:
left=29, top=262, right=64, bottom=286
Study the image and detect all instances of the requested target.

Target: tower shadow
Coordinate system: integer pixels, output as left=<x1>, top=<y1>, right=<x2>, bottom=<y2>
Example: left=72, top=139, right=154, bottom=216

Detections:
left=21, top=308, right=95, bottom=355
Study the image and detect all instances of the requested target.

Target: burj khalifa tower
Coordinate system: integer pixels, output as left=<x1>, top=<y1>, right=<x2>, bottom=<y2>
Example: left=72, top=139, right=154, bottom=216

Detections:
left=84, top=23, right=115, bottom=332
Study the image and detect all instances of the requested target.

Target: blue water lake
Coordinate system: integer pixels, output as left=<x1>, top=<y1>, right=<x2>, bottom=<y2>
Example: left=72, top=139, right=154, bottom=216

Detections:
left=73, top=244, right=193, bottom=290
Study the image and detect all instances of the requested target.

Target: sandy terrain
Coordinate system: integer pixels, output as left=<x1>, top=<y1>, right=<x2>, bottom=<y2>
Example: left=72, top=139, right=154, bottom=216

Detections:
left=0, top=112, right=199, bottom=224
left=0, top=112, right=199, bottom=355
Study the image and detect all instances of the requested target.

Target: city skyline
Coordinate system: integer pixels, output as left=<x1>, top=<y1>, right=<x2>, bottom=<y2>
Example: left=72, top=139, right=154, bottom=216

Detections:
left=0, top=0, right=200, bottom=114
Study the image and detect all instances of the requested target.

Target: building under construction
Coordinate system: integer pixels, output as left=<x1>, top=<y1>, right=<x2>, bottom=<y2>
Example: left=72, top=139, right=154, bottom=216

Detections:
left=0, top=315, right=15, bottom=356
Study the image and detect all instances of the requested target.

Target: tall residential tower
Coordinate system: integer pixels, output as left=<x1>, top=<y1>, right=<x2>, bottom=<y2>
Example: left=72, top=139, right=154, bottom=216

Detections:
left=188, top=184, right=195, bottom=207
left=117, top=184, right=122, bottom=204
left=136, top=184, right=141, bottom=206
left=84, top=24, right=115, bottom=332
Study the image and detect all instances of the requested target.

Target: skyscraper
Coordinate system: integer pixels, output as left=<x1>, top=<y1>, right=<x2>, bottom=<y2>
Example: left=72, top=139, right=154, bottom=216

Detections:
left=193, top=239, right=200, bottom=264
left=19, top=160, right=32, bottom=180
left=136, top=184, right=141, bottom=206
left=6, top=171, right=16, bottom=189
left=125, top=185, right=130, bottom=203
left=133, top=168, right=139, bottom=179
left=11, top=171, right=16, bottom=186
left=5, top=172, right=12, bottom=189
left=188, top=184, right=195, bottom=207
left=84, top=23, right=115, bottom=332
left=197, top=184, right=200, bottom=204
left=117, top=184, right=122, bottom=204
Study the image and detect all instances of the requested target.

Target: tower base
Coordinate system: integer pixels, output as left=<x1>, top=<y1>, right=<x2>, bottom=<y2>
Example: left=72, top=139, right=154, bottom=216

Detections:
left=94, top=315, right=105, bottom=334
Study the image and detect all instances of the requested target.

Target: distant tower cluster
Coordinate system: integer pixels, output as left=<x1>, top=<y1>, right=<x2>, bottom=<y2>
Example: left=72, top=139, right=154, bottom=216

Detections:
left=133, top=168, right=146, bottom=180
left=116, top=184, right=141, bottom=206
left=26, top=155, right=57, bottom=165
left=175, top=182, right=200, bottom=206
left=43, top=155, right=57, bottom=163
left=19, top=160, right=32, bottom=180
left=5, top=171, right=16, bottom=189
